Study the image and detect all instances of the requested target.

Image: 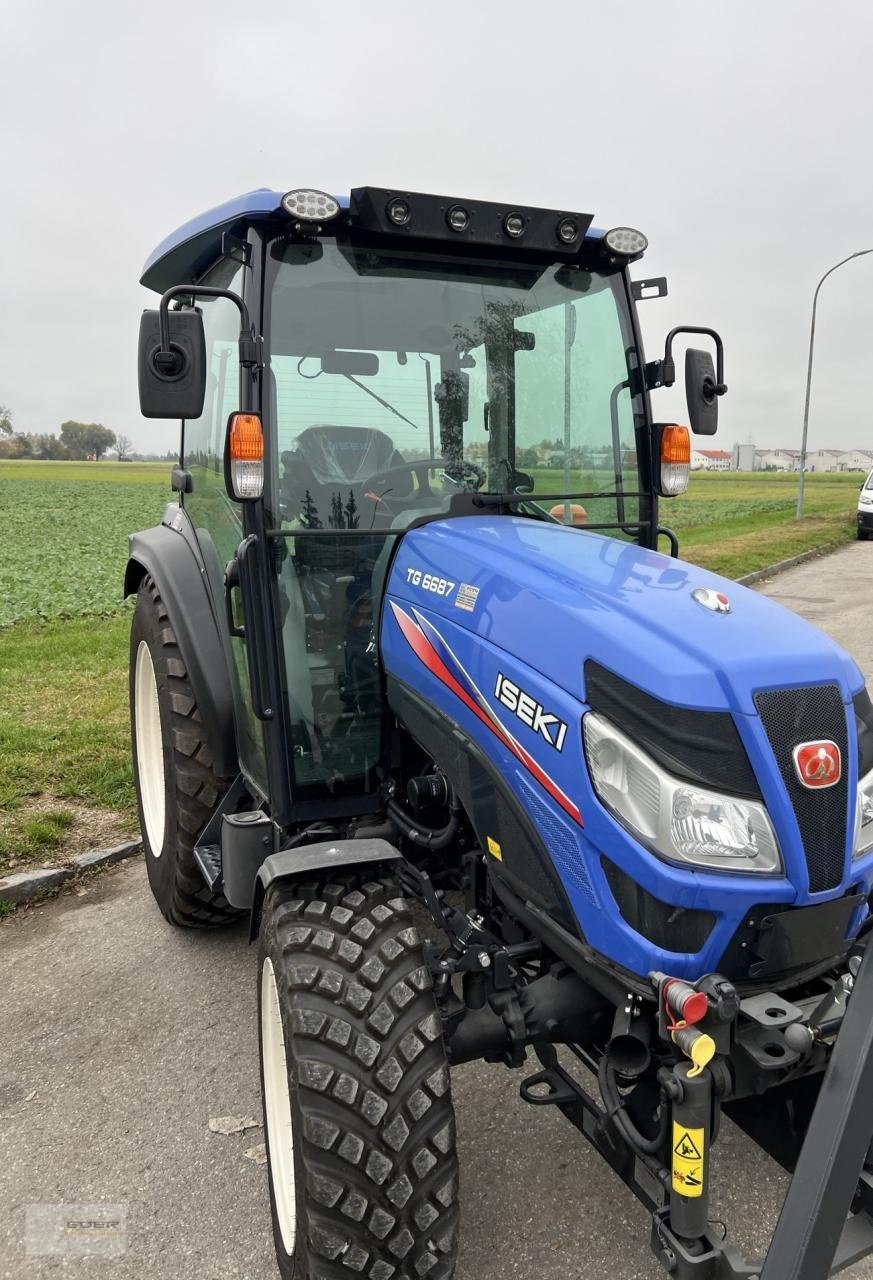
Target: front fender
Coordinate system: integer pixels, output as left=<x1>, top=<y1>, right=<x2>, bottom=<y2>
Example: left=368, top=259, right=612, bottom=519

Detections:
left=250, top=838, right=403, bottom=938
left=125, top=509, right=238, bottom=777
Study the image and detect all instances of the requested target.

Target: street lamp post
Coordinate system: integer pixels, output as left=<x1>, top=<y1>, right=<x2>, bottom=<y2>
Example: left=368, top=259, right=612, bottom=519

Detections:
left=797, top=249, right=873, bottom=519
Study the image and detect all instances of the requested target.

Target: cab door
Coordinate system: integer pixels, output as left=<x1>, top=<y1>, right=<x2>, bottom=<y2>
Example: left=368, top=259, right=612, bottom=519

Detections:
left=179, top=256, right=268, bottom=796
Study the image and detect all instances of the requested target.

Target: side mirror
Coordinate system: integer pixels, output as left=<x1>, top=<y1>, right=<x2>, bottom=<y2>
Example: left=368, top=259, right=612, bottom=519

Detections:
left=685, top=348, right=719, bottom=436
left=660, top=326, right=727, bottom=437
left=138, top=309, right=206, bottom=419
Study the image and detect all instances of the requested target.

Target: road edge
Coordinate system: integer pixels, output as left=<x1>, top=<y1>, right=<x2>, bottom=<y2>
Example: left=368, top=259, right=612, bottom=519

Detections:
left=0, top=839, right=143, bottom=907
left=736, top=539, right=849, bottom=587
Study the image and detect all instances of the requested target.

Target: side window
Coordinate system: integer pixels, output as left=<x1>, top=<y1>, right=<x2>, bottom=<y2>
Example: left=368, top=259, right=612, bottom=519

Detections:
left=513, top=287, right=640, bottom=533
left=183, top=258, right=245, bottom=570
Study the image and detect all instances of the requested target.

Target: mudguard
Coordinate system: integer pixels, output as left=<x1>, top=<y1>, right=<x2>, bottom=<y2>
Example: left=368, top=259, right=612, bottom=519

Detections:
left=250, top=837, right=403, bottom=937
left=124, top=507, right=238, bottom=777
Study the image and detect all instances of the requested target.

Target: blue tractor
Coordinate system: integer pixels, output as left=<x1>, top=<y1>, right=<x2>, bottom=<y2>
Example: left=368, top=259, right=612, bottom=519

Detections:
left=129, top=187, right=873, bottom=1280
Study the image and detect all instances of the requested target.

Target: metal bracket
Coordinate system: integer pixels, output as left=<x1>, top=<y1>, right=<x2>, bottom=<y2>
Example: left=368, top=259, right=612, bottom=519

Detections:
left=192, top=774, right=249, bottom=892
left=632, top=277, right=669, bottom=302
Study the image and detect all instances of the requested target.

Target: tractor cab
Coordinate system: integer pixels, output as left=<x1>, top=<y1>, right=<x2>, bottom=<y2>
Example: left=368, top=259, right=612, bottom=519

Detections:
left=137, top=186, right=723, bottom=821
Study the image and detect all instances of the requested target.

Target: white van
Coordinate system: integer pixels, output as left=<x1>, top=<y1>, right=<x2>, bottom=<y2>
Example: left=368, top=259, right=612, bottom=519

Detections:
left=859, top=468, right=873, bottom=540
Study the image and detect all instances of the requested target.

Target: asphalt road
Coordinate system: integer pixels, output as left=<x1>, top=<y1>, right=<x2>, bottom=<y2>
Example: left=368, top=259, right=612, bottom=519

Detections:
left=2, top=542, right=872, bottom=1280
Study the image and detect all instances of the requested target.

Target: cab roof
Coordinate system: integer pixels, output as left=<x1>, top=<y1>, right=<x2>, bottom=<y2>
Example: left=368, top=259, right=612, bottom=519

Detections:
left=141, top=188, right=605, bottom=293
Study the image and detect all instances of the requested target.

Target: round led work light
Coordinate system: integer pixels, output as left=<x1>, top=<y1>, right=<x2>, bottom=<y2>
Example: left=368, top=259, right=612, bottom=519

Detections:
left=557, top=217, right=580, bottom=245
left=386, top=197, right=411, bottom=226
left=281, top=189, right=341, bottom=222
left=604, top=226, right=648, bottom=256
left=503, top=212, right=526, bottom=239
left=446, top=205, right=470, bottom=232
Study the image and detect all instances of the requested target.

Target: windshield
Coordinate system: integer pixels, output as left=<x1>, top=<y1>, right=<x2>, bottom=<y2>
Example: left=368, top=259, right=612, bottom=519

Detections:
left=262, top=237, right=650, bottom=805
left=265, top=239, right=649, bottom=537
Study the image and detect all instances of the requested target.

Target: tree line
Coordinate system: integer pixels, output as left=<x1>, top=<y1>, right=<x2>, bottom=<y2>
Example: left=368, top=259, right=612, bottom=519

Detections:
left=0, top=406, right=133, bottom=461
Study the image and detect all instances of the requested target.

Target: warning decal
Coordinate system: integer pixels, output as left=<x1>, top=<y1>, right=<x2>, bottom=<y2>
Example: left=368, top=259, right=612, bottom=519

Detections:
left=672, top=1124, right=704, bottom=1198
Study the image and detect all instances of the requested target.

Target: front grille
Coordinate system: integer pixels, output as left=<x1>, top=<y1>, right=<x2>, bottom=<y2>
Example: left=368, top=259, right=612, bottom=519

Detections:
left=755, top=685, right=849, bottom=894
left=601, top=857, right=716, bottom=953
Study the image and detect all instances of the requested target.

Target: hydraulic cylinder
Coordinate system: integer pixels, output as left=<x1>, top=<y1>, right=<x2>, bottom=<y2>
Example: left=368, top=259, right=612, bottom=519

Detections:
left=669, top=1062, right=712, bottom=1240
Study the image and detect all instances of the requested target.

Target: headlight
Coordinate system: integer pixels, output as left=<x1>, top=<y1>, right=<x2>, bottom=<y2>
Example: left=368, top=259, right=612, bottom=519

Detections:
left=854, top=767, right=873, bottom=858
left=583, top=712, right=782, bottom=874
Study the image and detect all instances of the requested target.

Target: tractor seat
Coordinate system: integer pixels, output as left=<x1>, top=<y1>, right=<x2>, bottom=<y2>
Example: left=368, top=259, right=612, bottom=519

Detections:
left=279, top=424, right=409, bottom=527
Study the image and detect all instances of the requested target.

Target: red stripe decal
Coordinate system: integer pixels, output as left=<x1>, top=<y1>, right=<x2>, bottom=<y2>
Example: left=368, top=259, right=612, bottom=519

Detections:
left=389, top=602, right=582, bottom=825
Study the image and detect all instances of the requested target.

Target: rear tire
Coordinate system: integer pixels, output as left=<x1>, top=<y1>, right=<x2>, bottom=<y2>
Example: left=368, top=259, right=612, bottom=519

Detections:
left=258, top=875, right=459, bottom=1280
left=130, top=573, right=240, bottom=927
left=859, top=528, right=870, bottom=541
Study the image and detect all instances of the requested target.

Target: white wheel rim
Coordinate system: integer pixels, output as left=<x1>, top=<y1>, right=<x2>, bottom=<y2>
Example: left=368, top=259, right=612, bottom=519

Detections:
left=134, top=640, right=166, bottom=857
left=261, top=957, right=297, bottom=1256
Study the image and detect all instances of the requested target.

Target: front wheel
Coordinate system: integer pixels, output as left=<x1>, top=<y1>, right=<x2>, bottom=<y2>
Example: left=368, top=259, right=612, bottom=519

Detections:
left=258, top=875, right=459, bottom=1280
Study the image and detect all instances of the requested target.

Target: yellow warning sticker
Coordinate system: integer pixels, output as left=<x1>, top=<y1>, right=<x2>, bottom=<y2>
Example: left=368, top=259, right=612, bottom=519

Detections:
left=486, top=836, right=503, bottom=861
left=672, top=1124, right=704, bottom=1198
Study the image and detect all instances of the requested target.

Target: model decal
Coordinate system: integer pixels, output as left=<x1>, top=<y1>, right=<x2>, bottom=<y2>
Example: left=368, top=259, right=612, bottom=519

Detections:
left=389, top=601, right=582, bottom=825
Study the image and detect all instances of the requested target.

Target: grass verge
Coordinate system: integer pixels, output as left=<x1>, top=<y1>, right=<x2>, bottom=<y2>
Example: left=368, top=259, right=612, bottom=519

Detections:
left=0, top=615, right=138, bottom=876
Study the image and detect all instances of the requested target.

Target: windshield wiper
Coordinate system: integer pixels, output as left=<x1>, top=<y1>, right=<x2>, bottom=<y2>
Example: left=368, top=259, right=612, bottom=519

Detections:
left=342, top=373, right=421, bottom=432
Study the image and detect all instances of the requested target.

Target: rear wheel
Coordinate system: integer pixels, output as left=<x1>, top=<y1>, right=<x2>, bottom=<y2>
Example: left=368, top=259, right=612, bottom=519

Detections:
left=130, top=573, right=240, bottom=927
left=859, top=527, right=870, bottom=541
left=258, top=875, right=459, bottom=1280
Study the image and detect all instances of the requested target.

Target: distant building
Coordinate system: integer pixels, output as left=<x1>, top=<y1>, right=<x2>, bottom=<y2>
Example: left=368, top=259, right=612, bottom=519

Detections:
left=696, top=449, right=732, bottom=472
left=733, top=442, right=755, bottom=471
left=835, top=449, right=873, bottom=472
left=756, top=448, right=800, bottom=472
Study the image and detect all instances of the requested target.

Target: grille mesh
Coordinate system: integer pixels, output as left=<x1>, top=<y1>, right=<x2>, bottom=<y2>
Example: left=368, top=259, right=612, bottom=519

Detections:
left=755, top=684, right=849, bottom=894
left=517, top=777, right=598, bottom=906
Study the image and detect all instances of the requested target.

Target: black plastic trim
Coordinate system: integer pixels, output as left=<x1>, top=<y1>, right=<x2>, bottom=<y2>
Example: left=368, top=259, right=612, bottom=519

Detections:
left=124, top=518, right=238, bottom=777
left=601, top=856, right=716, bottom=953
left=856, top=687, right=873, bottom=778
left=250, top=837, right=401, bottom=937
left=585, top=660, right=761, bottom=798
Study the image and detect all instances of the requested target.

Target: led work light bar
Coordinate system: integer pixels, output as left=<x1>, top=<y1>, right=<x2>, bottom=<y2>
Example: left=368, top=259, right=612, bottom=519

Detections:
left=348, top=186, right=594, bottom=256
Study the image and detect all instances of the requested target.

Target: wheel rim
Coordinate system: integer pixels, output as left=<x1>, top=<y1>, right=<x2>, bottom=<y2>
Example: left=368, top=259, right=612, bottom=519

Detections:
left=261, top=957, right=297, bottom=1256
left=134, top=640, right=166, bottom=857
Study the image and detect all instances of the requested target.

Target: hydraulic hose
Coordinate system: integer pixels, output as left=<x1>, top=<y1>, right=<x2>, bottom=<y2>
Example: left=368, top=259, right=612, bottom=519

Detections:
left=598, top=1053, right=667, bottom=1156
left=385, top=796, right=461, bottom=851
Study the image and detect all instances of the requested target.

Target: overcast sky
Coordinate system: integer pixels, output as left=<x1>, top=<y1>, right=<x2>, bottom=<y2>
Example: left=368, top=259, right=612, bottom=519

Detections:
left=3, top=0, right=873, bottom=455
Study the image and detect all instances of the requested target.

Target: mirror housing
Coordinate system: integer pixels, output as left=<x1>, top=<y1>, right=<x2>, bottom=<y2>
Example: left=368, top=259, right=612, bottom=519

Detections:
left=138, top=309, right=206, bottom=419
left=659, top=325, right=727, bottom=437
left=685, top=348, right=719, bottom=436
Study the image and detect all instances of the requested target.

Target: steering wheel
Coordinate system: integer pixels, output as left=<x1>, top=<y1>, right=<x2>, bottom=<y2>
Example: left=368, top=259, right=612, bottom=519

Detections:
left=365, top=457, right=485, bottom=502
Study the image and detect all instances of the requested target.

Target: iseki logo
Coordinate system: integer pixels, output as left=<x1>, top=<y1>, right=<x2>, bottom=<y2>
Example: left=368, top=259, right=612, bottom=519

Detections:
left=792, top=741, right=842, bottom=789
left=494, top=674, right=568, bottom=752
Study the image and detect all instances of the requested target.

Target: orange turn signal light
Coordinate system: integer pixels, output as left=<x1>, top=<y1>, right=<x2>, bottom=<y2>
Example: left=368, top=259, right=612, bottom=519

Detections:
left=228, top=413, right=264, bottom=461
left=660, top=424, right=691, bottom=464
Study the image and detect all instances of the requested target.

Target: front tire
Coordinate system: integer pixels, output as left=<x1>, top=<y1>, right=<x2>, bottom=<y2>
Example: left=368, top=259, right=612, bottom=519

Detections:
left=258, top=875, right=459, bottom=1280
left=130, top=573, right=240, bottom=927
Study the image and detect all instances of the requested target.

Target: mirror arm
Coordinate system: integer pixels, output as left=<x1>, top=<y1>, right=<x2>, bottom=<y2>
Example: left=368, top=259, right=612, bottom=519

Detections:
left=157, top=285, right=262, bottom=369
left=663, top=326, right=727, bottom=397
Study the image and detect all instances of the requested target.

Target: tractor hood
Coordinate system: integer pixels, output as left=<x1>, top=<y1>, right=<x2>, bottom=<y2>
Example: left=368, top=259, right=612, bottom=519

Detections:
left=385, top=516, right=863, bottom=715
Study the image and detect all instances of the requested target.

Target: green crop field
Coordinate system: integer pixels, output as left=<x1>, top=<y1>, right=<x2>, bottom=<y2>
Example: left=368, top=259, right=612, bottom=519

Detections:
left=0, top=459, right=863, bottom=886
left=0, top=459, right=171, bottom=626
left=0, top=460, right=171, bottom=881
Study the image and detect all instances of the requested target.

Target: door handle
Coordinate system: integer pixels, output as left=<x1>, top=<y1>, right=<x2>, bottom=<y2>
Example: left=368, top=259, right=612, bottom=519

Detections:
left=224, top=557, right=245, bottom=637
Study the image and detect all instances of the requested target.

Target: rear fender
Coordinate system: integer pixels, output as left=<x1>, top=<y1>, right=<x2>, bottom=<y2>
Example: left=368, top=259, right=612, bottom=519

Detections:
left=124, top=508, right=238, bottom=777
left=250, top=838, right=402, bottom=938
